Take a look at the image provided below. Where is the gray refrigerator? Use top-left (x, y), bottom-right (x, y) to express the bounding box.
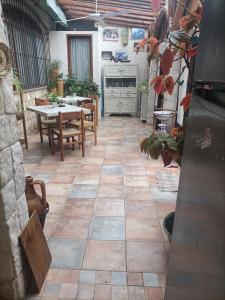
top-left (164, 1), bottom-right (225, 300)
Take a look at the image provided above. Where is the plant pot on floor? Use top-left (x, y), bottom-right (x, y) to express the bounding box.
top-left (163, 211), bottom-right (175, 242)
top-left (57, 79), bottom-right (64, 96)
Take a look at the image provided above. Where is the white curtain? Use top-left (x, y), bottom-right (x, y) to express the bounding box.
top-left (71, 37), bottom-right (90, 80)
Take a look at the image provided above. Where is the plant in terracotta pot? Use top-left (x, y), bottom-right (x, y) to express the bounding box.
top-left (50, 59), bottom-right (61, 79)
top-left (140, 127), bottom-right (185, 167)
top-left (56, 73), bottom-right (64, 96)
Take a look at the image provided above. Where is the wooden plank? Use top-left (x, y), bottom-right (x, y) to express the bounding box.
top-left (63, 9), bottom-right (154, 25)
top-left (19, 211), bottom-right (52, 292)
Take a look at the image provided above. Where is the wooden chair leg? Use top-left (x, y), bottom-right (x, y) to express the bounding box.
top-left (94, 127), bottom-right (97, 145)
top-left (38, 115), bottom-right (43, 143)
top-left (51, 130), bottom-right (55, 155)
top-left (60, 137), bottom-right (64, 161)
top-left (81, 134), bottom-right (85, 157)
top-left (72, 136), bottom-right (75, 151)
top-left (47, 125), bottom-right (51, 147)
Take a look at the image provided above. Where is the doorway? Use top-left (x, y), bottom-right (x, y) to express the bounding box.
top-left (68, 35), bottom-right (92, 80)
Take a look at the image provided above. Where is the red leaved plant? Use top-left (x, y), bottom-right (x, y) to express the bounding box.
top-left (180, 93), bottom-right (192, 111)
top-left (160, 48), bottom-right (174, 75)
top-left (151, 75), bottom-right (175, 95)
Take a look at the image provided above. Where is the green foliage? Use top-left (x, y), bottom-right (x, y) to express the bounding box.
top-left (50, 59), bottom-right (61, 70)
top-left (64, 76), bottom-right (100, 97)
top-left (48, 93), bottom-right (59, 102)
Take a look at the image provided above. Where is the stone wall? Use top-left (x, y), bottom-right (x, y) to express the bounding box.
top-left (15, 87), bottom-right (47, 137)
top-left (0, 2), bottom-right (29, 299)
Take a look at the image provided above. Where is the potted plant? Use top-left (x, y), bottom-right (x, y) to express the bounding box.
top-left (56, 73), bottom-right (64, 96)
top-left (48, 93), bottom-right (59, 107)
top-left (47, 82), bottom-right (57, 94)
top-left (140, 127), bottom-right (184, 167)
top-left (50, 59), bottom-right (61, 80)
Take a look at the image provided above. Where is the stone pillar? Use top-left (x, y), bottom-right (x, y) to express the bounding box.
top-left (0, 2), bottom-right (29, 299)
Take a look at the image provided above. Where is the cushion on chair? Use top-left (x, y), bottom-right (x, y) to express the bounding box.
top-left (53, 127), bottom-right (81, 137)
top-left (70, 120), bottom-right (94, 128)
top-left (41, 119), bottom-right (57, 125)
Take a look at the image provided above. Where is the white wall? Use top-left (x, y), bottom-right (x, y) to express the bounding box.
top-left (98, 26), bottom-right (148, 84)
top-left (49, 31), bottom-right (101, 85)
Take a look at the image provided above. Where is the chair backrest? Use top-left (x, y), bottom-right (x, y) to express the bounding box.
top-left (89, 95), bottom-right (98, 101)
top-left (77, 99), bottom-right (93, 107)
top-left (57, 111), bottom-right (84, 135)
top-left (82, 103), bottom-right (96, 123)
top-left (35, 98), bottom-right (49, 106)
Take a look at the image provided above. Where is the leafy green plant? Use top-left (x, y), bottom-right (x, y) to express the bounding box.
top-left (64, 76), bottom-right (100, 97)
top-left (50, 59), bottom-right (61, 70)
top-left (48, 93), bottom-right (59, 102)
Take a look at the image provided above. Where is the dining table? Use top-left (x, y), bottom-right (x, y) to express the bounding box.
top-left (59, 96), bottom-right (91, 105)
top-left (26, 104), bottom-right (90, 118)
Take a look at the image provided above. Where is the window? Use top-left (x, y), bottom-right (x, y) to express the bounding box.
top-left (3, 6), bottom-right (50, 90)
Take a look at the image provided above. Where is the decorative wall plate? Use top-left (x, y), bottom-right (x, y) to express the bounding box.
top-left (0, 43), bottom-right (11, 78)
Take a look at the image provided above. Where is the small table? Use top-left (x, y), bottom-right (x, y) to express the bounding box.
top-left (27, 104), bottom-right (90, 118)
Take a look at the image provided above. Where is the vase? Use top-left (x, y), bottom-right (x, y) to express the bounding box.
top-left (25, 176), bottom-right (49, 228)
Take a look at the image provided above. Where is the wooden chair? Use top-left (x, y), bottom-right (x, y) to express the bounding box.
top-left (89, 95), bottom-right (99, 125)
top-left (71, 103), bottom-right (97, 145)
top-left (51, 111), bottom-right (85, 161)
top-left (35, 98), bottom-right (56, 146)
top-left (77, 99), bottom-right (93, 122)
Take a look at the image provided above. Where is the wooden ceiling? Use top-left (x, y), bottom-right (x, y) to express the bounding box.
top-left (57, 0), bottom-right (166, 28)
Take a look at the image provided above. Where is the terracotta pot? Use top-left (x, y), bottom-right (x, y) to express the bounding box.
top-left (25, 176), bottom-right (49, 228)
top-left (57, 79), bottom-right (64, 96)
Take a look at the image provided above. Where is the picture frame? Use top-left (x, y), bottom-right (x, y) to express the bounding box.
top-left (115, 50), bottom-right (128, 61)
top-left (131, 28), bottom-right (145, 40)
top-left (102, 51), bottom-right (113, 60)
top-left (103, 28), bottom-right (119, 41)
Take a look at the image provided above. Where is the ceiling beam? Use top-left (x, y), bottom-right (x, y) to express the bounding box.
top-left (63, 9), bottom-right (154, 26)
top-left (58, 0), bottom-right (157, 17)
top-left (62, 6), bottom-right (155, 22)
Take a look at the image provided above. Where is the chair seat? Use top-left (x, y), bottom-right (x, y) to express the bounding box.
top-left (41, 119), bottom-right (56, 125)
top-left (53, 127), bottom-right (81, 137)
top-left (72, 120), bottom-right (94, 128)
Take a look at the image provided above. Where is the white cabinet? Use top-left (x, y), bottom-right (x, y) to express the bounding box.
top-left (104, 64), bottom-right (138, 116)
top-left (105, 98), bottom-right (120, 114)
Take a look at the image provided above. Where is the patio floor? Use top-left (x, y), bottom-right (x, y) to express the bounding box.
top-left (24, 116), bottom-right (179, 300)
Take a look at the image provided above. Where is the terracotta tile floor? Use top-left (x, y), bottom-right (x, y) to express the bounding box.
top-left (24, 117), bottom-right (179, 300)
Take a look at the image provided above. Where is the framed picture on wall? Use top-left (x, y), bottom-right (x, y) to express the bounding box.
top-left (131, 28), bottom-right (145, 40)
top-left (115, 50), bottom-right (128, 61)
top-left (102, 51), bottom-right (113, 60)
top-left (103, 28), bottom-right (119, 41)
top-left (133, 42), bottom-right (145, 52)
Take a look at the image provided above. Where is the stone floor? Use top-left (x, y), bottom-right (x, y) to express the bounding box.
top-left (24, 117), bottom-right (179, 300)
